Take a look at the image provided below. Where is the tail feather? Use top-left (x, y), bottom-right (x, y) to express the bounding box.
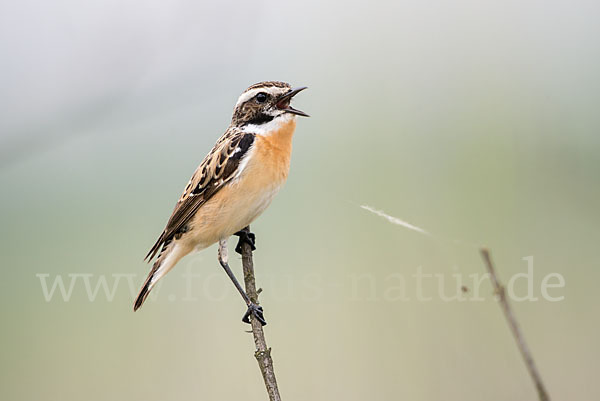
top-left (134, 242), bottom-right (187, 311)
top-left (145, 232), bottom-right (166, 262)
top-left (133, 273), bottom-right (154, 311)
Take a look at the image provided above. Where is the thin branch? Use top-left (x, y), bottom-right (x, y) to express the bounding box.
top-left (240, 226), bottom-right (282, 401)
top-left (480, 248), bottom-right (551, 401)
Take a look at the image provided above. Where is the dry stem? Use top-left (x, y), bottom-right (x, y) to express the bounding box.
top-left (480, 248), bottom-right (551, 401)
top-left (240, 226), bottom-right (282, 401)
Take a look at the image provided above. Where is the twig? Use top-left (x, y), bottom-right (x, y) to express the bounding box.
top-left (480, 248), bottom-right (551, 401)
top-left (240, 226), bottom-right (282, 401)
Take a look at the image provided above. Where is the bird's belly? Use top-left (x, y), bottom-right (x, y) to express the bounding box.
top-left (186, 126), bottom-right (293, 249)
top-left (187, 171), bottom-right (285, 248)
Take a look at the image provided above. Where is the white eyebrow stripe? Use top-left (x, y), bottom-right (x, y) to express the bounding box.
top-left (235, 86), bottom-right (289, 107)
top-left (235, 88), bottom-right (266, 107)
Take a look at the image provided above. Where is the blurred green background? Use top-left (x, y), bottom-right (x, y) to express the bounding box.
top-left (1, 0), bottom-right (599, 400)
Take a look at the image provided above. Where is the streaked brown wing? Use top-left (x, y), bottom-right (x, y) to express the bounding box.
top-left (145, 130), bottom-right (256, 261)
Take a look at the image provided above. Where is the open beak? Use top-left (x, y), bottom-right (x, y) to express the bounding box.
top-left (276, 86), bottom-right (309, 117)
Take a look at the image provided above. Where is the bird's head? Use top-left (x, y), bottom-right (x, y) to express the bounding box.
top-left (231, 81), bottom-right (308, 128)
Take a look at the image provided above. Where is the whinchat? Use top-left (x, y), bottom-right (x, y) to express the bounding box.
top-left (134, 81), bottom-right (308, 325)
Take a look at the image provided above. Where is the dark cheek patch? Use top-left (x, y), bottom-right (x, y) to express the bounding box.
top-left (245, 113), bottom-right (274, 125)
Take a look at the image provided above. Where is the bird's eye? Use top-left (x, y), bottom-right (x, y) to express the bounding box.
top-left (256, 93), bottom-right (268, 103)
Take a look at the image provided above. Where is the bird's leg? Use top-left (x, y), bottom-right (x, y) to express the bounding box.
top-left (234, 227), bottom-right (256, 255)
top-left (218, 239), bottom-right (266, 326)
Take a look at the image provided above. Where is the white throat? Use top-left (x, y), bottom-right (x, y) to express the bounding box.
top-left (242, 113), bottom-right (295, 136)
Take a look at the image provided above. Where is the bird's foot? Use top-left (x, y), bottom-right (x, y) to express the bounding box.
top-left (243, 302), bottom-right (267, 326)
top-left (234, 229), bottom-right (256, 254)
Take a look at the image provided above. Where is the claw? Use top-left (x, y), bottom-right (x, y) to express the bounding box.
top-left (234, 230), bottom-right (256, 254)
top-left (243, 303), bottom-right (267, 326)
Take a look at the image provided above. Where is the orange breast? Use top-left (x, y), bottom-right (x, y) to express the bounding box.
top-left (187, 118), bottom-right (297, 246)
top-left (251, 118), bottom-right (296, 185)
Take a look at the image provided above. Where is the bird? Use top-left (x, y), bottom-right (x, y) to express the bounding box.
top-left (133, 81), bottom-right (308, 325)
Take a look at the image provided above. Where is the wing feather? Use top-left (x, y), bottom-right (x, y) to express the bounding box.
top-left (145, 130), bottom-right (255, 261)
